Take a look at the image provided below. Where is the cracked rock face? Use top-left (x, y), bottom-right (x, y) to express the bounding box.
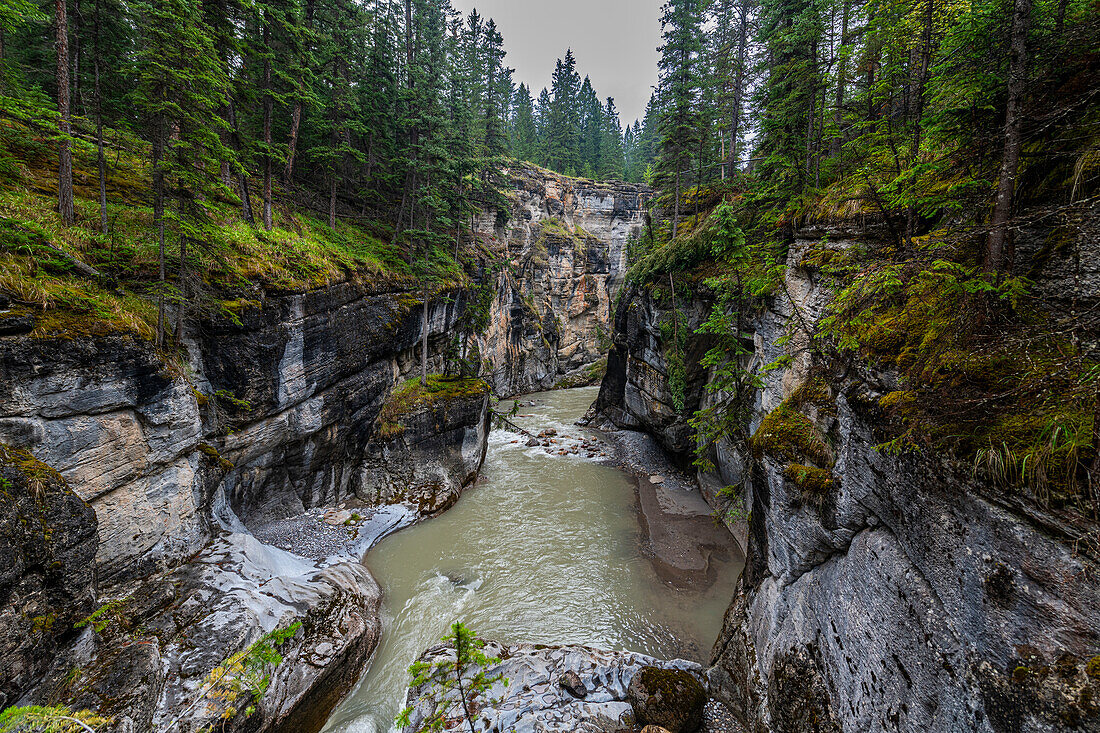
top-left (403, 642), bottom-right (703, 733)
top-left (0, 446), bottom-right (98, 710)
top-left (597, 226), bottom-right (1100, 732)
top-left (26, 531), bottom-right (381, 733)
top-left (476, 166), bottom-right (650, 396)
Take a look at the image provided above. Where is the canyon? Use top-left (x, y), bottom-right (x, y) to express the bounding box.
top-left (2, 167), bottom-right (1098, 733)
top-left (0, 167), bottom-right (648, 731)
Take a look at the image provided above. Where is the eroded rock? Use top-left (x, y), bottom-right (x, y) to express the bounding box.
top-left (403, 641), bottom-right (702, 733)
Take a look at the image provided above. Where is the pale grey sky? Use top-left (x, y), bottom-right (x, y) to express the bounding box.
top-left (449, 0), bottom-right (663, 126)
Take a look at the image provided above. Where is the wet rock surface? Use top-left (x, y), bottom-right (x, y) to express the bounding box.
top-left (0, 446), bottom-right (98, 710)
top-left (403, 642), bottom-right (704, 733)
top-left (627, 666), bottom-right (707, 733)
top-left (26, 531), bottom-right (383, 733)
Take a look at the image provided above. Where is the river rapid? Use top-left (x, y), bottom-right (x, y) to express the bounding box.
top-left (322, 386), bottom-right (742, 733)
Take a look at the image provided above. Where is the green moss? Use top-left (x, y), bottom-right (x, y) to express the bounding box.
top-left (635, 666), bottom-right (706, 702)
top-left (30, 612), bottom-right (58, 634)
top-left (377, 375), bottom-right (490, 434)
top-left (0, 444), bottom-right (64, 486)
top-left (0, 103), bottom-right (464, 345)
top-left (1087, 656), bottom-right (1100, 680)
top-left (751, 400), bottom-right (832, 467)
top-left (197, 443), bottom-right (234, 472)
top-left (784, 464), bottom-right (837, 503)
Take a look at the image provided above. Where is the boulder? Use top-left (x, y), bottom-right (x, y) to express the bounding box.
top-left (403, 641), bottom-right (701, 733)
top-left (627, 666), bottom-right (706, 733)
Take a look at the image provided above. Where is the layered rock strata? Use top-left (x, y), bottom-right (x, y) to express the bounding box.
top-left (477, 166), bottom-right (649, 395)
top-left (0, 167), bottom-right (642, 729)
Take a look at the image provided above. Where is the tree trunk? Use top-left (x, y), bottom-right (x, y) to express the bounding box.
top-left (905, 0), bottom-right (934, 243)
top-left (72, 0), bottom-right (81, 114)
top-left (984, 0), bottom-right (1032, 275)
top-left (262, 12), bottom-right (273, 231)
top-left (329, 169), bottom-right (337, 231)
top-left (153, 134), bottom-right (166, 347)
top-left (284, 0), bottom-right (316, 183)
top-left (56, 0), bottom-right (75, 225)
top-left (395, 0), bottom-right (417, 244)
top-left (227, 98), bottom-right (255, 224)
top-left (729, 0), bottom-right (750, 170)
top-left (829, 0), bottom-right (851, 158)
top-left (672, 166), bottom-right (680, 239)
top-left (93, 0), bottom-right (106, 233)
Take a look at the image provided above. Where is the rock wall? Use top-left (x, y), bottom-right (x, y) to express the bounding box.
top-left (0, 168), bottom-right (644, 728)
top-left (595, 225), bottom-right (1100, 732)
top-left (0, 283), bottom-right (490, 731)
top-left (476, 166), bottom-right (649, 395)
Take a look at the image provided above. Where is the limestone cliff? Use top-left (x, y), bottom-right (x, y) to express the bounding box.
top-left (0, 283), bottom-right (491, 731)
top-left (595, 223), bottom-right (1100, 731)
top-left (476, 165), bottom-right (649, 395)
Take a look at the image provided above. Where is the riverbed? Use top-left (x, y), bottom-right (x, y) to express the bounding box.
top-left (322, 386), bottom-right (742, 733)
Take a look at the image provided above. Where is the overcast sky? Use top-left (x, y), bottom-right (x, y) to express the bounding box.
top-left (449, 0), bottom-right (663, 126)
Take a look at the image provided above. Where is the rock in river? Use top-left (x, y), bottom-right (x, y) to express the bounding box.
top-left (403, 641), bottom-right (703, 733)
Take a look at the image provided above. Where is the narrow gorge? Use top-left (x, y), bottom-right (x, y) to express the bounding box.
top-left (0, 168), bottom-right (656, 731)
top-left (1, 1), bottom-right (1098, 731)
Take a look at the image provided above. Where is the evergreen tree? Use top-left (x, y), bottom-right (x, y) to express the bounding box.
top-left (547, 49), bottom-right (581, 174)
top-left (598, 97), bottom-right (625, 180)
top-left (654, 0), bottom-right (705, 237)
top-left (511, 83), bottom-right (537, 162)
top-left (534, 86), bottom-right (552, 166)
top-left (752, 0), bottom-right (824, 197)
top-left (133, 0), bottom-right (229, 345)
top-left (578, 75), bottom-right (602, 176)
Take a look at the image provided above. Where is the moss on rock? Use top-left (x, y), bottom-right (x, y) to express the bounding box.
top-left (626, 666), bottom-right (706, 733)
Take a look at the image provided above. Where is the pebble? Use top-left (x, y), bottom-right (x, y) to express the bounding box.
top-left (703, 699), bottom-right (744, 733)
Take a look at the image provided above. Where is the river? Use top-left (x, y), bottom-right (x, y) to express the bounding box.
top-left (322, 386), bottom-right (742, 733)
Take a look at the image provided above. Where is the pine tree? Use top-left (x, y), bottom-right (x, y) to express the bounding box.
top-left (598, 97), bottom-right (625, 180)
top-left (511, 83), bottom-right (537, 162)
top-left (654, 0), bottom-right (705, 237)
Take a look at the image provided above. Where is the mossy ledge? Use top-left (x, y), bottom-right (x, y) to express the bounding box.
top-left (376, 375), bottom-right (490, 438)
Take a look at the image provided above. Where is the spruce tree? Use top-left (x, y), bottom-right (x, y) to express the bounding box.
top-left (511, 83), bottom-right (538, 163)
top-left (599, 97), bottom-right (625, 180)
top-left (547, 49), bottom-right (581, 174)
top-left (654, 0), bottom-right (704, 237)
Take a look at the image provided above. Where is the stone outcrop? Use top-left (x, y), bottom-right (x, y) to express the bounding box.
top-left (595, 225), bottom-right (1100, 731)
top-left (357, 377), bottom-right (491, 517)
top-left (0, 283), bottom-right (490, 730)
top-left (0, 446), bottom-right (98, 710)
top-left (477, 166), bottom-right (649, 395)
top-left (403, 641), bottom-right (703, 733)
